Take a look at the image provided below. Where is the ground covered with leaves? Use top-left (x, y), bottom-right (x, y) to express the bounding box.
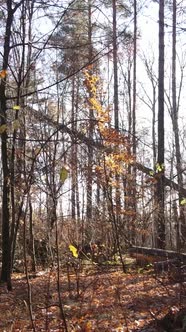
top-left (0, 265), bottom-right (185, 332)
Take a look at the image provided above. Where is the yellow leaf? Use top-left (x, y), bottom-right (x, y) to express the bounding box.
top-left (69, 245), bottom-right (78, 258)
top-left (84, 321), bottom-right (92, 332)
top-left (0, 69), bottom-right (7, 79)
top-left (181, 198), bottom-right (186, 206)
top-left (156, 163), bottom-right (164, 172)
top-left (13, 105), bottom-right (20, 110)
top-left (60, 166), bottom-right (68, 183)
top-left (0, 124), bottom-right (7, 134)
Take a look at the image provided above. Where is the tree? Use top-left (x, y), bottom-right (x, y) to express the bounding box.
top-left (131, 0), bottom-right (137, 243)
top-left (112, 0), bottom-right (119, 130)
top-left (171, 0), bottom-right (185, 250)
top-left (156, 0), bottom-right (165, 249)
top-left (51, 0), bottom-right (99, 223)
top-left (0, 0), bottom-right (17, 290)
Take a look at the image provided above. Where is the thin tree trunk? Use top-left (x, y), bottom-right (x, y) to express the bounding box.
top-left (10, 0), bottom-right (26, 270)
top-left (132, 0), bottom-right (137, 158)
top-left (29, 199), bottom-right (36, 272)
top-left (156, 0), bottom-right (165, 249)
top-left (131, 0), bottom-right (137, 244)
top-left (126, 61), bottom-right (133, 243)
top-left (75, 79), bottom-right (80, 219)
top-left (23, 199), bottom-right (36, 331)
top-left (112, 0), bottom-right (121, 232)
top-left (71, 77), bottom-right (76, 219)
top-left (10, 0), bottom-right (34, 271)
top-left (86, 0), bottom-right (93, 220)
top-left (112, 0), bottom-right (119, 130)
top-left (171, 0), bottom-right (185, 249)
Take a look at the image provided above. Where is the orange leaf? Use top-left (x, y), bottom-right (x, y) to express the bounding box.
top-left (0, 70), bottom-right (7, 78)
top-left (84, 321), bottom-right (92, 332)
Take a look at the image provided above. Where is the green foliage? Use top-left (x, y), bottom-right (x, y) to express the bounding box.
top-left (51, 0), bottom-right (91, 74)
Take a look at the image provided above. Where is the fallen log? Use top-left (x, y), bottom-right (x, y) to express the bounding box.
top-left (128, 246), bottom-right (186, 262)
top-left (154, 258), bottom-right (180, 273)
top-left (128, 246), bottom-right (186, 280)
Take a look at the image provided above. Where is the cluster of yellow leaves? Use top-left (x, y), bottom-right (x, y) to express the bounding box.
top-left (84, 70), bottom-right (133, 181)
top-left (104, 153), bottom-right (129, 174)
top-left (149, 163), bottom-right (165, 176)
top-left (83, 70), bottom-right (99, 97)
top-left (156, 162), bottom-right (164, 172)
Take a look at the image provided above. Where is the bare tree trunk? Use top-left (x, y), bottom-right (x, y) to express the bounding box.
top-left (75, 80), bottom-right (80, 219)
top-left (112, 0), bottom-right (119, 130)
top-left (142, 57), bottom-right (158, 245)
top-left (112, 0), bottom-right (121, 232)
top-left (132, 0), bottom-right (137, 158)
top-left (29, 199), bottom-right (36, 272)
top-left (10, 0), bottom-right (26, 271)
top-left (131, 0), bottom-right (137, 244)
top-left (0, 0), bottom-right (14, 290)
top-left (71, 77), bottom-right (76, 219)
top-left (156, 0), bottom-right (165, 249)
top-left (126, 60), bottom-right (133, 243)
top-left (171, 0), bottom-right (185, 249)
top-left (10, 0), bottom-right (35, 271)
top-left (86, 0), bottom-right (93, 220)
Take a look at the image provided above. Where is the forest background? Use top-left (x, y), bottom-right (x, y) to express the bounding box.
top-left (0, 0), bottom-right (186, 293)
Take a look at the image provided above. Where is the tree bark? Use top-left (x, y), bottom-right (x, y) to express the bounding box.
top-left (156, 0), bottom-right (165, 249)
top-left (71, 77), bottom-right (76, 219)
top-left (29, 199), bottom-right (36, 272)
top-left (171, 0), bottom-right (185, 248)
top-left (0, 0), bottom-right (14, 290)
top-left (112, 0), bottom-right (119, 130)
top-left (86, 0), bottom-right (93, 220)
top-left (131, 0), bottom-right (137, 243)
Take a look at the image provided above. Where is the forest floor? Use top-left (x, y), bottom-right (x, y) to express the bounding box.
top-left (0, 264), bottom-right (186, 332)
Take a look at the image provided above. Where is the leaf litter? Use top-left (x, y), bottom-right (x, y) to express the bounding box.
top-left (0, 268), bottom-right (185, 331)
